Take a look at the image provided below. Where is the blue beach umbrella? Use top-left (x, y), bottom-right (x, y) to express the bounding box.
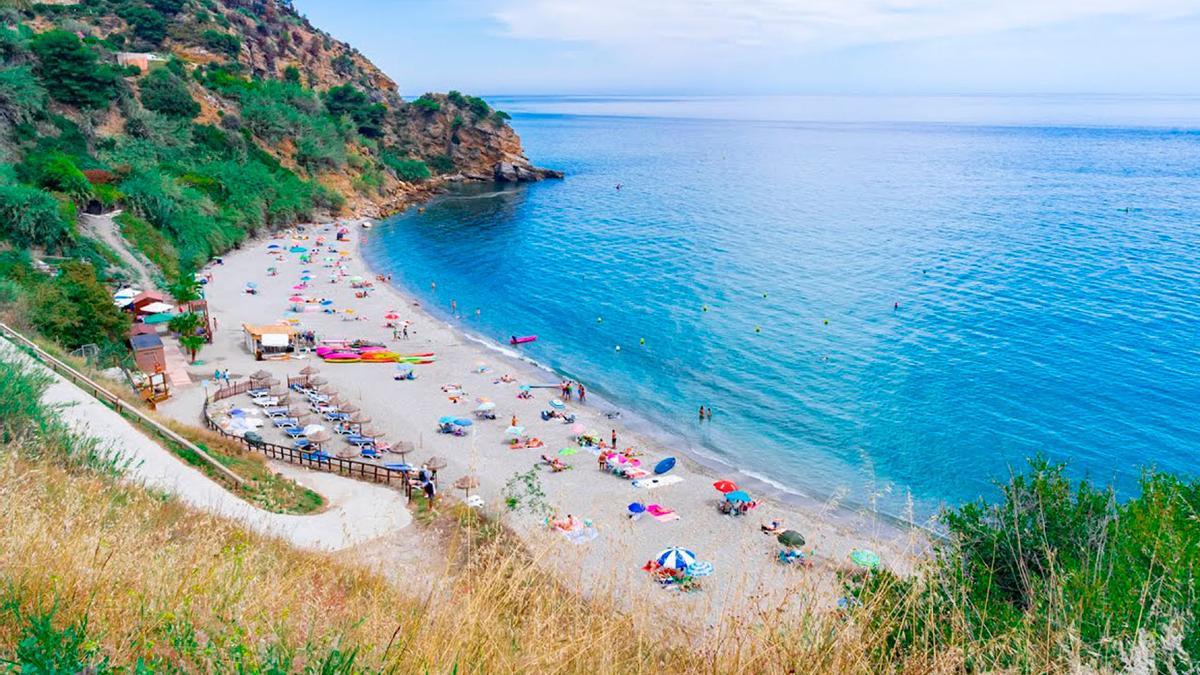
top-left (655, 547), bottom-right (697, 570)
top-left (320, 299), bottom-right (334, 306)
top-left (245, 281), bottom-right (258, 289)
top-left (628, 502), bottom-right (646, 515)
top-left (686, 561), bottom-right (714, 577)
top-left (290, 246), bottom-right (307, 253)
top-left (453, 418), bottom-right (473, 427)
top-left (267, 244), bottom-right (281, 249)
top-left (724, 490), bottom-right (752, 503)
top-left (549, 398), bottom-right (565, 410)
top-left (438, 416), bottom-right (457, 425)
top-left (519, 385), bottom-right (531, 392)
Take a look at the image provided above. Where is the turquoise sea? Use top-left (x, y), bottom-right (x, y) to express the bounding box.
top-left (363, 95), bottom-right (1200, 523)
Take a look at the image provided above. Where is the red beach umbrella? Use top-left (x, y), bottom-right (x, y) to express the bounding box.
top-left (713, 480), bottom-right (738, 493)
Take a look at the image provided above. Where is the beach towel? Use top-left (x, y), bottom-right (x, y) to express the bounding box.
top-left (632, 475), bottom-right (683, 490)
top-left (647, 504), bottom-right (679, 523)
top-left (562, 526), bottom-right (599, 545)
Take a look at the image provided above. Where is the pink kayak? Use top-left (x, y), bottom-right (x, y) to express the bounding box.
top-left (510, 335), bottom-right (537, 345)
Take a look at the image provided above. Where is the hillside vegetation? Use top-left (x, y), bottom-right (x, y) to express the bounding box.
top-left (0, 0), bottom-right (554, 361)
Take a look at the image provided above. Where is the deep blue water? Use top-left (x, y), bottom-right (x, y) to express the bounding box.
top-left (364, 95), bottom-right (1200, 522)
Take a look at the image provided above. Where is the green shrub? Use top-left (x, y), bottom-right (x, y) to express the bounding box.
top-left (31, 261), bottom-right (130, 350)
top-left (0, 66), bottom-right (48, 126)
top-left (139, 68), bottom-right (199, 118)
top-left (202, 29), bottom-right (240, 57)
top-left (411, 93), bottom-right (440, 113)
top-left (428, 154), bottom-right (454, 174)
top-left (30, 30), bottom-right (122, 109)
top-left (0, 183), bottom-right (71, 250)
top-left (323, 84), bottom-right (384, 138)
top-left (23, 152), bottom-right (93, 203)
top-left (118, 6), bottom-right (168, 45)
top-left (282, 65), bottom-right (301, 84)
top-left (380, 152), bottom-right (429, 182)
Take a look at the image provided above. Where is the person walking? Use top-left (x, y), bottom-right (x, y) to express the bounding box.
top-left (578, 383), bottom-right (587, 403)
top-left (611, 429), bottom-right (618, 450)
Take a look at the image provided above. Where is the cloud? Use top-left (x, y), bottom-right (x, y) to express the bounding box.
top-left (491, 0), bottom-right (1199, 53)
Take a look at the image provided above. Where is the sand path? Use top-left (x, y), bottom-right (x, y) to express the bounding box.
top-left (1, 339), bottom-right (413, 552)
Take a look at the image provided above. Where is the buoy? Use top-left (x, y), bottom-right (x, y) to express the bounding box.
top-left (597, 316), bottom-right (603, 323)
top-left (755, 326), bottom-right (761, 333)
top-left (615, 345), bottom-right (622, 351)
top-left (823, 319), bottom-right (829, 325)
top-left (763, 293), bottom-right (768, 298)
top-left (702, 305), bottom-right (708, 312)
top-left (639, 338), bottom-right (645, 345)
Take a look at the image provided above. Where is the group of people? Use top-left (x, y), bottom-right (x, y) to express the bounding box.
top-left (559, 380), bottom-right (587, 402)
top-left (698, 406), bottom-right (714, 421)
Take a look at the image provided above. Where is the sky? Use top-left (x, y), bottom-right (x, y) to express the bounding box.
top-left (292, 0), bottom-right (1200, 97)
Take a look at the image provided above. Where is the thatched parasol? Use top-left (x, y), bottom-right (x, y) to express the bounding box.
top-left (339, 402), bottom-right (361, 414)
top-left (308, 376), bottom-right (327, 387)
top-left (425, 456), bottom-right (447, 471)
top-left (454, 474), bottom-right (480, 499)
top-left (349, 411), bottom-right (371, 426)
top-left (250, 369), bottom-right (272, 381)
top-left (360, 426), bottom-right (382, 439)
top-left (269, 385), bottom-right (288, 396)
top-left (307, 429), bottom-right (333, 446)
top-left (299, 365), bottom-right (320, 376)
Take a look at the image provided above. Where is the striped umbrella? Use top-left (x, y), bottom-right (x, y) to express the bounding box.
top-left (655, 547), bottom-right (697, 571)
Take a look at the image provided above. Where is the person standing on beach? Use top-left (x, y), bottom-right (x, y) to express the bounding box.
top-left (611, 429), bottom-right (618, 450)
top-left (578, 383), bottom-right (586, 403)
top-left (511, 414), bottom-right (518, 428)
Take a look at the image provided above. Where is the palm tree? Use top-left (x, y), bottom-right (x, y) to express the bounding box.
top-left (168, 270), bottom-right (202, 305)
top-left (169, 312), bottom-right (204, 362)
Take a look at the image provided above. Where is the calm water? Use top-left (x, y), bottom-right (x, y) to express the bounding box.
top-left (364, 95), bottom-right (1200, 522)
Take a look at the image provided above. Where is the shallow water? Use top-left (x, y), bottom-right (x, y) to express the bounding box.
top-left (363, 95), bottom-right (1200, 522)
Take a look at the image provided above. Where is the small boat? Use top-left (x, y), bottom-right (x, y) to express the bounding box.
top-left (654, 457), bottom-right (676, 475)
top-left (510, 335), bottom-right (537, 345)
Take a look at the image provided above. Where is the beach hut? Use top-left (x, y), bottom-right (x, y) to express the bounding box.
top-left (129, 333), bottom-right (165, 374)
top-left (130, 290), bottom-right (170, 315)
top-left (242, 323), bottom-right (297, 360)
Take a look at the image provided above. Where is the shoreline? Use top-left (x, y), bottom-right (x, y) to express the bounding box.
top-left (360, 200), bottom-right (941, 540)
top-left (183, 216), bottom-right (922, 617)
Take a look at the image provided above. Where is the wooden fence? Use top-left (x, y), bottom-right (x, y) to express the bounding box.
top-left (205, 382), bottom-right (412, 497)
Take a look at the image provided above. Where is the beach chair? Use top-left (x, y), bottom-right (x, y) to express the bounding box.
top-left (360, 447), bottom-right (380, 459)
top-left (248, 388), bottom-right (270, 397)
top-left (253, 396), bottom-right (280, 407)
top-left (272, 417), bottom-right (299, 428)
top-left (284, 427), bottom-right (305, 439)
top-left (263, 406), bottom-right (289, 418)
top-left (346, 435), bottom-right (373, 446)
top-left (293, 438), bottom-right (311, 450)
top-left (324, 411), bottom-right (349, 422)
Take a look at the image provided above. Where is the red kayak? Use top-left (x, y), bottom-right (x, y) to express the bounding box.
top-left (510, 335), bottom-right (537, 345)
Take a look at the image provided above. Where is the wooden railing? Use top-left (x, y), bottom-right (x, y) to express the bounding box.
top-left (0, 321), bottom-right (246, 487)
top-left (205, 382), bottom-right (412, 497)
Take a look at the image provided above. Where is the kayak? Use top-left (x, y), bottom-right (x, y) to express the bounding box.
top-left (360, 351), bottom-right (400, 363)
top-left (510, 335), bottom-right (537, 345)
top-left (654, 457), bottom-right (676, 475)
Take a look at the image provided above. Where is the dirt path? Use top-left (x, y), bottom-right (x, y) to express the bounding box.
top-left (79, 210), bottom-right (156, 290)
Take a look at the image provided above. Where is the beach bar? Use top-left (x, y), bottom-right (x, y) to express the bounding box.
top-left (242, 323), bottom-right (297, 360)
top-left (130, 332), bottom-right (166, 373)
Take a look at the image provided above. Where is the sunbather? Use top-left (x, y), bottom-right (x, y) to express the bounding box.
top-left (541, 454), bottom-right (568, 472)
top-left (761, 518), bottom-right (785, 534)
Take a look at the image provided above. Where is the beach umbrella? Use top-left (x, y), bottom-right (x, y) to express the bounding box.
top-left (724, 490), bottom-right (752, 503)
top-left (777, 530), bottom-right (806, 548)
top-left (308, 376), bottom-right (327, 386)
top-left (308, 429), bottom-right (333, 446)
top-left (290, 246), bottom-right (307, 253)
top-left (453, 474), bottom-right (480, 498)
top-left (302, 423), bottom-right (326, 436)
top-left (475, 401), bottom-right (496, 412)
top-left (518, 385), bottom-right (531, 392)
top-left (288, 295), bottom-right (305, 302)
top-left (360, 426), bottom-right (382, 439)
top-left (438, 415), bottom-right (457, 425)
top-left (628, 502), bottom-right (646, 516)
top-left (686, 561), bottom-right (714, 577)
top-left (292, 284), bottom-right (306, 290)
top-left (267, 244), bottom-right (281, 249)
top-left (453, 418), bottom-right (473, 427)
top-left (549, 399), bottom-right (566, 410)
top-left (425, 456), bottom-right (447, 471)
top-left (299, 365), bottom-right (319, 376)
top-left (558, 447), bottom-right (578, 456)
top-left (339, 402), bottom-right (360, 414)
top-left (712, 480), bottom-right (738, 493)
top-left (394, 441), bottom-right (415, 458)
top-left (505, 426), bottom-right (526, 437)
top-left (320, 299), bottom-right (334, 306)
top-left (384, 312), bottom-right (399, 320)
top-left (250, 370), bottom-right (272, 381)
top-left (246, 281), bottom-right (258, 289)
top-left (655, 547), bottom-right (697, 571)
top-left (850, 549), bottom-right (881, 570)
top-left (350, 411), bottom-right (371, 424)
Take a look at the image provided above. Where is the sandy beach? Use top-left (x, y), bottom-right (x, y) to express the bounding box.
top-left (160, 219), bottom-right (919, 619)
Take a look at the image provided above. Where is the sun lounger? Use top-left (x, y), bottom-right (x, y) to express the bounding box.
top-left (284, 427), bottom-right (305, 438)
top-left (272, 417), bottom-right (299, 428)
top-left (252, 396), bottom-right (280, 407)
top-left (324, 412), bottom-right (349, 421)
top-left (346, 435), bottom-right (373, 446)
top-left (293, 438), bottom-right (311, 449)
top-left (360, 447), bottom-right (380, 459)
top-left (263, 406), bottom-right (289, 417)
top-left (248, 388), bottom-right (270, 397)
top-left (632, 475), bottom-right (683, 490)
top-left (302, 450), bottom-right (331, 462)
